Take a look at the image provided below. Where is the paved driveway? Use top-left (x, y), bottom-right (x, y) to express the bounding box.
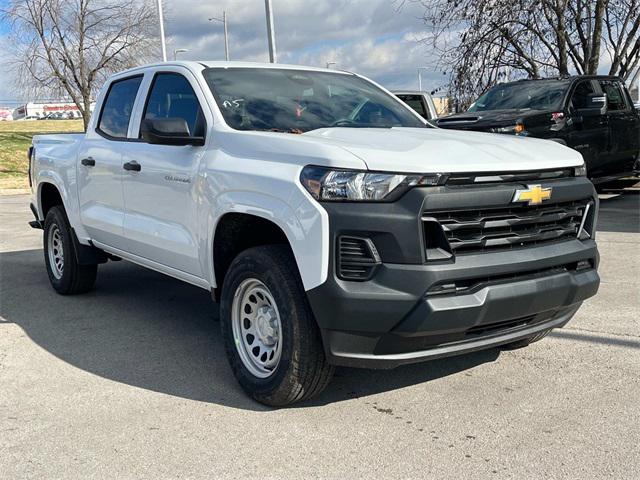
top-left (1, 191), bottom-right (639, 479)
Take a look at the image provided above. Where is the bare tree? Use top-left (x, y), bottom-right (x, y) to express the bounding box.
top-left (2, 0), bottom-right (158, 130)
top-left (407, 0), bottom-right (640, 107)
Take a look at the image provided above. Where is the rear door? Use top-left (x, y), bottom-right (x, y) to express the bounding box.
top-left (121, 69), bottom-right (209, 277)
top-left (598, 79), bottom-right (639, 174)
top-left (77, 75), bottom-right (143, 249)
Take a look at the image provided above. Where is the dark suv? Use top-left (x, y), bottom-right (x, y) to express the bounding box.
top-left (437, 76), bottom-right (640, 183)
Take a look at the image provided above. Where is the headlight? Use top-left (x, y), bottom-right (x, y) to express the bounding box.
top-left (574, 163), bottom-right (587, 177)
top-left (300, 166), bottom-right (446, 202)
top-left (491, 122), bottom-right (526, 135)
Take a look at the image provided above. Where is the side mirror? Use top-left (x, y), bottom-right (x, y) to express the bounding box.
top-left (575, 93), bottom-right (608, 117)
top-left (140, 118), bottom-right (204, 146)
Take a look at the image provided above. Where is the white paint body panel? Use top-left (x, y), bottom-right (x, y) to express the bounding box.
top-left (30, 61), bottom-right (584, 293)
top-left (303, 127), bottom-right (585, 173)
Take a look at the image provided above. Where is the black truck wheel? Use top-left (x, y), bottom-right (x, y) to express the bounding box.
top-left (43, 206), bottom-right (98, 294)
top-left (220, 245), bottom-right (334, 406)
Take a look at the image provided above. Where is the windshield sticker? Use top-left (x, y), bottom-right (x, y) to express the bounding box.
top-left (222, 99), bottom-right (244, 108)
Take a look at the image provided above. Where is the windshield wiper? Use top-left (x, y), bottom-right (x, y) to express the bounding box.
top-left (254, 128), bottom-right (304, 134)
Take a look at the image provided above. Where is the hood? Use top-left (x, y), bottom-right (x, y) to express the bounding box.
top-left (437, 109), bottom-right (551, 129)
top-left (302, 127), bottom-right (583, 173)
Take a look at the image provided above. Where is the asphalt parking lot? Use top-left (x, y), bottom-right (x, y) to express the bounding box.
top-left (1, 188), bottom-right (639, 479)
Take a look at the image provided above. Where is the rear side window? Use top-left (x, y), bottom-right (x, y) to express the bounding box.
top-left (97, 76), bottom-right (143, 138)
top-left (570, 81), bottom-right (596, 109)
top-left (398, 95), bottom-right (428, 119)
top-left (141, 73), bottom-right (205, 137)
top-left (599, 80), bottom-right (628, 111)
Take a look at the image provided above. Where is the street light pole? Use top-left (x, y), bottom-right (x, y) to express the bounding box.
top-left (223, 11), bottom-right (229, 61)
top-left (326, 61), bottom-right (337, 69)
top-left (265, 0), bottom-right (277, 63)
top-left (418, 67), bottom-right (429, 92)
top-left (209, 12), bottom-right (230, 61)
top-left (173, 49), bottom-right (188, 60)
top-left (156, 0), bottom-right (167, 62)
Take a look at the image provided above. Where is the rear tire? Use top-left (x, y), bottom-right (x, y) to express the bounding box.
top-left (500, 329), bottom-right (551, 350)
top-left (220, 245), bottom-right (334, 406)
top-left (43, 206), bottom-right (97, 295)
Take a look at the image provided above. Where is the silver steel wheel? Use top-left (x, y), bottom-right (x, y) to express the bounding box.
top-left (231, 278), bottom-right (283, 378)
top-left (47, 224), bottom-right (64, 279)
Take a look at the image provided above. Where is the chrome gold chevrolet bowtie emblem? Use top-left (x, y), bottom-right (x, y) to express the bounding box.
top-left (512, 184), bottom-right (552, 206)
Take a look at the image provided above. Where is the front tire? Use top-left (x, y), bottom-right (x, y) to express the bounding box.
top-left (43, 206), bottom-right (97, 295)
top-left (220, 245), bottom-right (334, 406)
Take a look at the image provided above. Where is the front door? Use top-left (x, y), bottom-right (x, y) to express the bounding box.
top-left (77, 75), bottom-right (143, 250)
top-left (566, 79), bottom-right (609, 176)
top-left (122, 71), bottom-right (208, 277)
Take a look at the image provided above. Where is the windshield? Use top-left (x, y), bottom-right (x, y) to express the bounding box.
top-left (468, 79), bottom-right (571, 112)
top-left (202, 67), bottom-right (426, 132)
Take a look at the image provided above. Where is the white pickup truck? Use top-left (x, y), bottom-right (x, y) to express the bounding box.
top-left (393, 90), bottom-right (439, 120)
top-left (29, 61), bottom-right (600, 406)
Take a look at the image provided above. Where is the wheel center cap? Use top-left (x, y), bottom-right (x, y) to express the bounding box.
top-left (256, 306), bottom-right (278, 345)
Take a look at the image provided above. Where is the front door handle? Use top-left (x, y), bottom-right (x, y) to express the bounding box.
top-left (81, 157), bottom-right (95, 167)
top-left (123, 161), bottom-right (141, 172)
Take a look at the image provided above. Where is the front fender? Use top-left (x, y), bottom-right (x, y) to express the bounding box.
top-left (207, 189), bottom-right (329, 291)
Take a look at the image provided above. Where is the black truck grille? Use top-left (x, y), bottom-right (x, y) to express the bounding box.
top-left (425, 200), bottom-right (590, 255)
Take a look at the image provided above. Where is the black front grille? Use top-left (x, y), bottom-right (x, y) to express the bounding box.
top-left (337, 236), bottom-right (380, 281)
top-left (425, 200), bottom-right (590, 254)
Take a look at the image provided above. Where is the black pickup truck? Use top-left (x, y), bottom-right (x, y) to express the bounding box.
top-left (437, 76), bottom-right (640, 183)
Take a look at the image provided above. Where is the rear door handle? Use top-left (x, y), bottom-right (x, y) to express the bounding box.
top-left (123, 161), bottom-right (141, 172)
top-left (81, 157), bottom-right (95, 167)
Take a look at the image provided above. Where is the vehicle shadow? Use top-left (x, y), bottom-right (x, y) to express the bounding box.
top-left (0, 249), bottom-right (499, 410)
top-left (597, 183), bottom-right (640, 234)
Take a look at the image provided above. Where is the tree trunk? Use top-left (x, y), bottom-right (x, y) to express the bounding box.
top-left (555, 0), bottom-right (570, 75)
top-left (82, 94), bottom-right (91, 132)
top-left (588, 0), bottom-right (606, 74)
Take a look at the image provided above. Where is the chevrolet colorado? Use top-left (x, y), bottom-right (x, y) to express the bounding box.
top-left (29, 62), bottom-right (600, 406)
top-left (436, 76), bottom-right (640, 183)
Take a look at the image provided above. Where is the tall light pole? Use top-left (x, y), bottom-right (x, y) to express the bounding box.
top-left (264, 0), bottom-right (277, 63)
top-left (326, 61), bottom-right (337, 69)
top-left (156, 0), bottom-right (167, 62)
top-left (173, 49), bottom-right (188, 60)
top-left (209, 11), bottom-right (230, 61)
top-left (418, 67), bottom-right (429, 92)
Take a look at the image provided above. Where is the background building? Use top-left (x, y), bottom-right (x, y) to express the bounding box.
top-left (0, 101), bottom-right (95, 120)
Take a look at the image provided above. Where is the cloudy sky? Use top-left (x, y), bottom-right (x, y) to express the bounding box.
top-left (0, 0), bottom-right (447, 104)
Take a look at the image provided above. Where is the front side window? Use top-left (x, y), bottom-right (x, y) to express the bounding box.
top-left (98, 76), bottom-right (143, 138)
top-left (570, 81), bottom-right (596, 110)
top-left (469, 79), bottom-right (571, 112)
top-left (202, 68), bottom-right (426, 132)
top-left (142, 73), bottom-right (205, 137)
top-left (599, 80), bottom-right (628, 111)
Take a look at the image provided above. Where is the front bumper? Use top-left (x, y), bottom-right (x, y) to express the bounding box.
top-left (315, 260), bottom-right (597, 368)
top-left (306, 177), bottom-right (600, 368)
